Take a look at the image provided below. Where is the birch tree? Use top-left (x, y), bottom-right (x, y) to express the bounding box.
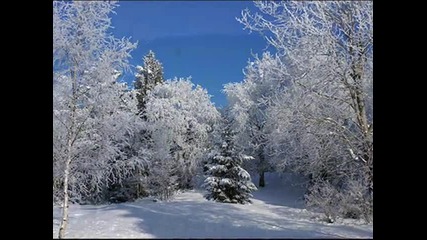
top-left (53, 1), bottom-right (138, 237)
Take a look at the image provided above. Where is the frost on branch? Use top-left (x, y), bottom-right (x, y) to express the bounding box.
top-left (143, 78), bottom-right (221, 197)
top-left (234, 0), bottom-right (373, 221)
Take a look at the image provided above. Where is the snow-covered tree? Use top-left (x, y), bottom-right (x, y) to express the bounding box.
top-left (224, 52), bottom-right (289, 187)
top-left (203, 118), bottom-right (257, 204)
top-left (130, 50), bottom-right (165, 198)
top-left (143, 78), bottom-right (221, 198)
top-left (134, 50), bottom-right (164, 114)
top-left (237, 1), bottom-right (373, 221)
top-left (53, 1), bottom-right (139, 238)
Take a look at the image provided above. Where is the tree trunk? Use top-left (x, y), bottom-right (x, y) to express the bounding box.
top-left (136, 169), bottom-right (142, 199)
top-left (259, 171), bottom-right (265, 187)
top-left (59, 70), bottom-right (77, 239)
top-left (258, 150), bottom-right (266, 188)
top-left (351, 52), bottom-right (373, 196)
top-left (58, 141), bottom-right (72, 239)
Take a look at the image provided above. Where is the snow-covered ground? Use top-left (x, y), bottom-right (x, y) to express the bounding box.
top-left (53, 173), bottom-right (373, 238)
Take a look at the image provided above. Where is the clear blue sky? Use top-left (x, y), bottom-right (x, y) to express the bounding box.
top-left (110, 1), bottom-right (272, 107)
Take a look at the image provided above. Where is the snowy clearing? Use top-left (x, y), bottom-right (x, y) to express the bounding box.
top-left (53, 173), bottom-right (372, 238)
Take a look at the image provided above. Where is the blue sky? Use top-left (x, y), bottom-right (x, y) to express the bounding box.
top-left (110, 1), bottom-right (272, 107)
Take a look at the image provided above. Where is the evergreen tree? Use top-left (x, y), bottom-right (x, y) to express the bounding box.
top-left (203, 119), bottom-right (257, 204)
top-left (131, 50), bottom-right (165, 198)
top-left (134, 50), bottom-right (164, 114)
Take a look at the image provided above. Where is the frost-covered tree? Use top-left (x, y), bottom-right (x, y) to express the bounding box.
top-left (224, 52), bottom-right (289, 187)
top-left (237, 1), bottom-right (373, 221)
top-left (146, 132), bottom-right (179, 201)
top-left (130, 50), bottom-right (165, 198)
top-left (134, 50), bottom-right (164, 114)
top-left (143, 78), bottom-right (220, 198)
top-left (203, 118), bottom-right (257, 204)
top-left (53, 1), bottom-right (139, 238)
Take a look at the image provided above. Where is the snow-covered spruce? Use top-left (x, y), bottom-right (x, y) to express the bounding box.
top-left (134, 50), bottom-right (164, 114)
top-left (203, 123), bottom-right (257, 204)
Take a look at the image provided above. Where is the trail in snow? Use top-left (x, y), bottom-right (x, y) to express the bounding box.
top-left (53, 173), bottom-right (373, 238)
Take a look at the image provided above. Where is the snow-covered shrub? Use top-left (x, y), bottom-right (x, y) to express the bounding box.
top-left (146, 157), bottom-right (179, 201)
top-left (306, 178), bottom-right (373, 223)
top-left (305, 181), bottom-right (340, 223)
top-left (338, 179), bottom-right (373, 223)
top-left (107, 178), bottom-right (149, 203)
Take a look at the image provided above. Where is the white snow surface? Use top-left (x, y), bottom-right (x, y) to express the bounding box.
top-left (53, 173), bottom-right (373, 238)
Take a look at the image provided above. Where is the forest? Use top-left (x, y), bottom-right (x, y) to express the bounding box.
top-left (53, 1), bottom-right (372, 238)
